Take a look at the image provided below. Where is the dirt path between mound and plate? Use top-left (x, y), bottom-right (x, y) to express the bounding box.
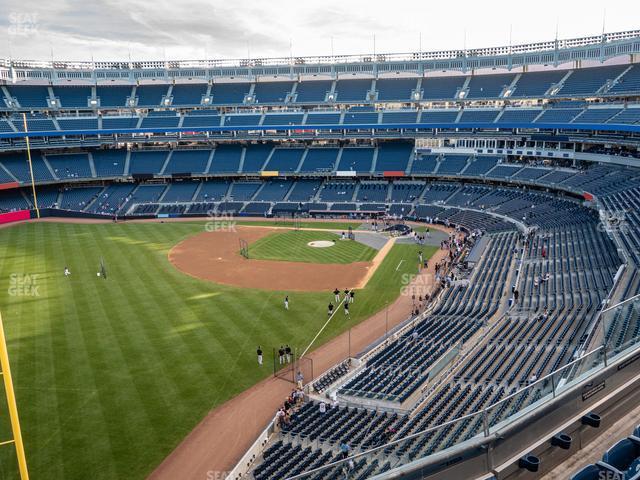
top-left (167, 226), bottom-right (393, 292)
top-left (148, 227), bottom-right (452, 480)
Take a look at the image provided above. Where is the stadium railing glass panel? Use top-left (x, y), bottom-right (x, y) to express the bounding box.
top-left (283, 296), bottom-right (640, 479)
top-left (604, 294), bottom-right (640, 361)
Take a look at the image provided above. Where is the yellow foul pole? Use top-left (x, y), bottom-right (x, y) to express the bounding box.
top-left (0, 312), bottom-right (29, 480)
top-left (22, 113), bottom-right (40, 219)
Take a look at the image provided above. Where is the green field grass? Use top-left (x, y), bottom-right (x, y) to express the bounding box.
top-left (0, 222), bottom-right (435, 480)
top-left (248, 230), bottom-right (377, 264)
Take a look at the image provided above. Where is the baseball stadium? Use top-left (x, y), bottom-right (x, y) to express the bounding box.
top-left (0, 4), bottom-right (640, 480)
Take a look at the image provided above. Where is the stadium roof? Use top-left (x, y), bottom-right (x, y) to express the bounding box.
top-left (1, 30), bottom-right (640, 81)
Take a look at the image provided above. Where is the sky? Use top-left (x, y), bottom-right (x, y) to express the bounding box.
top-left (0, 0), bottom-right (639, 62)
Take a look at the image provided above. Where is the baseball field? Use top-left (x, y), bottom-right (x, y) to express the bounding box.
top-left (0, 219), bottom-right (438, 480)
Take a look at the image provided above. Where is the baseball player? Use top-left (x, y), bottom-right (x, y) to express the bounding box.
top-left (257, 346), bottom-right (263, 365)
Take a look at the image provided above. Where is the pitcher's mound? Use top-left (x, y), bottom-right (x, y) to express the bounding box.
top-left (307, 240), bottom-right (335, 248)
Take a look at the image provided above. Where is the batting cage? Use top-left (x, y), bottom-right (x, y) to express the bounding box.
top-left (273, 347), bottom-right (314, 386)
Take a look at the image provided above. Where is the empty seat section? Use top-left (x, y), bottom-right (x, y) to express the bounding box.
top-left (422, 76), bottom-right (465, 100)
top-left (140, 114), bottom-right (180, 128)
top-left (195, 180), bottom-right (230, 201)
top-left (209, 145), bottom-right (242, 173)
top-left (343, 111), bottom-right (379, 124)
top-left (466, 74), bottom-right (515, 99)
top-left (254, 180), bottom-right (292, 201)
top-left (0, 153), bottom-right (53, 182)
top-left (229, 182), bottom-right (261, 200)
top-left (129, 151), bottom-right (167, 175)
top-left (170, 83), bottom-right (207, 106)
top-left (464, 156), bottom-right (501, 175)
top-left (511, 70), bottom-right (566, 97)
top-left (498, 109), bottom-right (542, 123)
top-left (535, 108), bottom-right (582, 123)
top-left (298, 148), bottom-right (338, 173)
top-left (305, 113), bottom-right (341, 125)
top-left (382, 111), bottom-right (418, 123)
top-left (411, 154), bottom-right (438, 174)
top-left (262, 113), bottom-right (304, 126)
top-left (223, 114), bottom-right (261, 127)
top-left (47, 154), bottom-right (92, 179)
top-left (211, 83), bottom-right (250, 104)
top-left (164, 150), bottom-right (209, 174)
top-left (59, 187), bottom-right (102, 211)
top-left (287, 180), bottom-right (322, 201)
top-left (57, 117), bottom-right (99, 130)
top-left (438, 155), bottom-right (469, 175)
top-left (608, 108), bottom-right (640, 124)
top-left (102, 116), bottom-right (139, 129)
top-left (319, 181), bottom-right (356, 201)
top-left (92, 150), bottom-right (126, 177)
top-left (161, 182), bottom-right (199, 202)
top-left (294, 80), bottom-right (331, 103)
top-left (52, 86), bottom-right (92, 108)
top-left (335, 79), bottom-right (372, 102)
top-left (376, 78), bottom-right (418, 101)
top-left (420, 110), bottom-right (459, 123)
top-left (357, 183), bottom-right (388, 201)
top-left (136, 85), bottom-right (168, 107)
top-left (96, 85), bottom-right (132, 107)
top-left (253, 82), bottom-right (293, 104)
top-left (6, 85), bottom-right (50, 108)
top-left (608, 64), bottom-right (640, 95)
top-left (182, 110), bottom-right (221, 128)
top-left (264, 149), bottom-right (304, 172)
top-left (337, 148), bottom-right (374, 172)
top-left (241, 145), bottom-right (272, 173)
top-left (458, 110), bottom-right (498, 123)
top-left (375, 142), bottom-right (413, 172)
top-left (574, 108), bottom-right (622, 123)
top-left (558, 65), bottom-right (627, 96)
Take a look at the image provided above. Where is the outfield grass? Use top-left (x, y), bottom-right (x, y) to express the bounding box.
top-left (248, 230), bottom-right (377, 264)
top-left (0, 222), bottom-right (435, 480)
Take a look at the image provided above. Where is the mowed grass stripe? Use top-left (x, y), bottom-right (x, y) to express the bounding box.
top-left (249, 230), bottom-right (377, 264)
top-left (0, 223), bottom-right (438, 480)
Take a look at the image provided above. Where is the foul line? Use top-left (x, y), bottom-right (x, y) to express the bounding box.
top-left (395, 259), bottom-right (405, 271)
top-left (300, 298), bottom-right (345, 359)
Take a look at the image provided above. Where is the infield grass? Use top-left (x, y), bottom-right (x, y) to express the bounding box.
top-left (247, 230), bottom-right (377, 264)
top-left (0, 222), bottom-right (436, 480)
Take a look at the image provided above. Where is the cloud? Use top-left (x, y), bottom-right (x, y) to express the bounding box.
top-left (0, 0), bottom-right (639, 61)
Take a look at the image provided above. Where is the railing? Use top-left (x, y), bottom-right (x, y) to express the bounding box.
top-left (1, 31), bottom-right (639, 71)
top-left (282, 294), bottom-right (640, 479)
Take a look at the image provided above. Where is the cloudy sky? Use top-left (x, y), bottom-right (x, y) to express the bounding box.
top-left (1, 0), bottom-right (639, 62)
